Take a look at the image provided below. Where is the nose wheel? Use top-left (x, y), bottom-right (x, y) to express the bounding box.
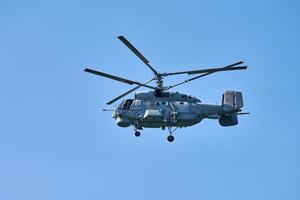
top-left (134, 125), bottom-right (142, 137)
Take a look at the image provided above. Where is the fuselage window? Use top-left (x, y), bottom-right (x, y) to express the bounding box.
top-left (134, 100), bottom-right (141, 106)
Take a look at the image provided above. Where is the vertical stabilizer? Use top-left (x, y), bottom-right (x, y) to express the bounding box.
top-left (222, 91), bottom-right (243, 112)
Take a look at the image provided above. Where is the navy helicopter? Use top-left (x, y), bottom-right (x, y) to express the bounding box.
top-left (84, 36), bottom-right (249, 142)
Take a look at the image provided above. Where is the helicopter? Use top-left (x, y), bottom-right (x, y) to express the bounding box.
top-left (84, 36), bottom-right (249, 142)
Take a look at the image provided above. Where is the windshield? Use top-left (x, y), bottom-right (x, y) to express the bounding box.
top-left (121, 99), bottom-right (133, 109)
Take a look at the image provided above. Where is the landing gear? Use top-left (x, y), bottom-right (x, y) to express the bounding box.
top-left (171, 118), bottom-right (178, 124)
top-left (167, 126), bottom-right (178, 143)
top-left (167, 135), bottom-right (174, 142)
top-left (134, 125), bottom-right (142, 137)
top-left (135, 131), bottom-right (141, 137)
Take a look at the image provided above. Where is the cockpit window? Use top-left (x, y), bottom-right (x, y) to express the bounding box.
top-left (133, 100), bottom-right (142, 106)
top-left (122, 99), bottom-right (133, 109)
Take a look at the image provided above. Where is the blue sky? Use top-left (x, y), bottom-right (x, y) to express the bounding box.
top-left (0, 0), bottom-right (299, 199)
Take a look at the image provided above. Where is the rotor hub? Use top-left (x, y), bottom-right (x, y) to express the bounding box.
top-left (154, 74), bottom-right (164, 90)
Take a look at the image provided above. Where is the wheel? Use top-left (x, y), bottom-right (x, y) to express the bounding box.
top-left (167, 135), bottom-right (174, 142)
top-left (135, 131), bottom-right (141, 137)
top-left (171, 118), bottom-right (178, 124)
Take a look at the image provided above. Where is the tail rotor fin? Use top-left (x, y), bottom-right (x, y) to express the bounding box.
top-left (222, 91), bottom-right (243, 112)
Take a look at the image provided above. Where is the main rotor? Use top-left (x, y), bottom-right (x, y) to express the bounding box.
top-left (84, 36), bottom-right (247, 105)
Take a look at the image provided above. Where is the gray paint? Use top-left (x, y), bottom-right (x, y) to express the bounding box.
top-left (112, 90), bottom-right (244, 129)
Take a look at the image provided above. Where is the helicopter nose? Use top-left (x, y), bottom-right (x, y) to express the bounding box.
top-left (116, 117), bottom-right (130, 127)
top-left (112, 110), bottom-right (120, 118)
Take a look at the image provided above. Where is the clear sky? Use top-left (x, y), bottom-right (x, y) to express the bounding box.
top-left (1, 0), bottom-right (299, 199)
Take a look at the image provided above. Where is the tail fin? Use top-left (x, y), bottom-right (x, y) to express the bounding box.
top-left (222, 91), bottom-right (243, 112)
top-left (219, 91), bottom-right (244, 126)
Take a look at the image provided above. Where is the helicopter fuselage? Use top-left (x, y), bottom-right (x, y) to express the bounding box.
top-left (112, 91), bottom-right (224, 129)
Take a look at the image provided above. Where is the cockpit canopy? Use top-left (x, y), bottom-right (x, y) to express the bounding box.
top-left (120, 99), bottom-right (134, 109)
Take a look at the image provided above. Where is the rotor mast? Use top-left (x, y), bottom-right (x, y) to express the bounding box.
top-left (154, 74), bottom-right (164, 90)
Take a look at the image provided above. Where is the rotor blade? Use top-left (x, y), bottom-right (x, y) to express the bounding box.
top-left (188, 66), bottom-right (247, 75)
top-left (163, 61), bottom-right (245, 76)
top-left (107, 86), bottom-right (140, 105)
top-left (118, 36), bottom-right (159, 75)
top-left (167, 72), bottom-right (216, 90)
top-left (84, 68), bottom-right (156, 90)
top-left (167, 62), bottom-right (247, 90)
top-left (106, 78), bottom-right (154, 105)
